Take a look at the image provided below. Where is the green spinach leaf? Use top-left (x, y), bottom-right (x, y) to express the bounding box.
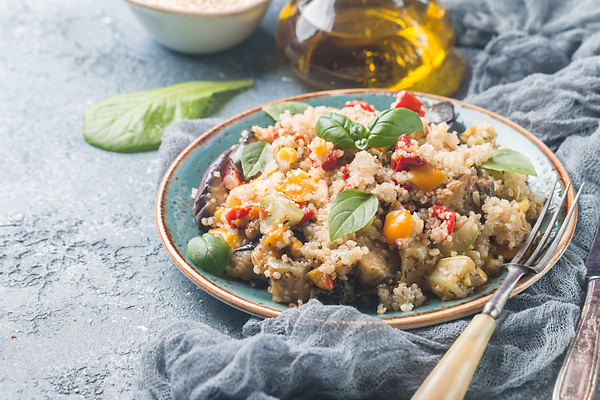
top-left (481, 149), bottom-right (537, 176)
top-left (83, 80), bottom-right (253, 153)
top-left (241, 142), bottom-right (274, 179)
top-left (366, 108), bottom-right (423, 148)
top-left (315, 112), bottom-right (358, 149)
top-left (263, 101), bottom-right (310, 122)
top-left (328, 189), bottom-right (379, 241)
top-left (187, 233), bottom-right (232, 275)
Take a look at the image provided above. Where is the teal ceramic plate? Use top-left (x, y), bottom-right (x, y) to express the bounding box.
top-left (156, 89), bottom-right (576, 329)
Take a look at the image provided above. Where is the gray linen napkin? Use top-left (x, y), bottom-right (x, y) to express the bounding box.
top-left (140, 1), bottom-right (600, 398)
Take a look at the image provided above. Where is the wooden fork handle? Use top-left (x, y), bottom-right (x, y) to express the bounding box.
top-left (411, 314), bottom-right (496, 400)
top-left (553, 278), bottom-right (600, 400)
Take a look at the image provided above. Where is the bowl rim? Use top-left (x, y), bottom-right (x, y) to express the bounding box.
top-left (156, 88), bottom-right (577, 329)
top-left (123, 0), bottom-right (272, 17)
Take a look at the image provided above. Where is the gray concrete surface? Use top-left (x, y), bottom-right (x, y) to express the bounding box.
top-left (0, 0), bottom-right (311, 397)
top-left (0, 0), bottom-right (484, 398)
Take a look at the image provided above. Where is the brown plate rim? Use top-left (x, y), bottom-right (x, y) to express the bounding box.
top-left (156, 88), bottom-right (577, 329)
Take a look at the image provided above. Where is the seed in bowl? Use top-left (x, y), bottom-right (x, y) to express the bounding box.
top-left (134, 0), bottom-right (262, 12)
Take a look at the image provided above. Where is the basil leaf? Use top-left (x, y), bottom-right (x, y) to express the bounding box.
top-left (316, 112), bottom-right (358, 149)
top-left (366, 108), bottom-right (424, 148)
top-left (328, 189), bottom-right (379, 241)
top-left (242, 142), bottom-right (274, 179)
top-left (263, 101), bottom-right (310, 122)
top-left (187, 233), bottom-right (232, 275)
top-left (83, 80), bottom-right (253, 153)
top-left (349, 122), bottom-right (367, 142)
top-left (481, 149), bottom-right (537, 176)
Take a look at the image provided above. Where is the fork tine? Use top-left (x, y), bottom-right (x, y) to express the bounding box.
top-left (523, 182), bottom-right (571, 266)
top-left (512, 180), bottom-right (558, 264)
top-left (531, 183), bottom-right (584, 271)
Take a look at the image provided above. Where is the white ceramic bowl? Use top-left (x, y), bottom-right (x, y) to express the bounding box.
top-left (124, 0), bottom-right (272, 54)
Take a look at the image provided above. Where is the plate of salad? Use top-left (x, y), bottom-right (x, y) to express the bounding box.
top-left (156, 89), bottom-right (576, 328)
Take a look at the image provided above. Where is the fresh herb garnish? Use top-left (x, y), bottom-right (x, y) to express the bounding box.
top-left (481, 149), bottom-right (537, 176)
top-left (241, 142), bottom-right (274, 179)
top-left (315, 112), bottom-right (362, 150)
top-left (83, 80), bottom-right (253, 153)
top-left (315, 108), bottom-right (423, 150)
top-left (328, 189), bottom-right (379, 241)
top-left (263, 101), bottom-right (310, 122)
top-left (366, 108), bottom-right (424, 148)
top-left (187, 233), bottom-right (232, 275)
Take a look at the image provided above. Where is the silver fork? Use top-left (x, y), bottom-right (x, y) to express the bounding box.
top-left (411, 181), bottom-right (584, 400)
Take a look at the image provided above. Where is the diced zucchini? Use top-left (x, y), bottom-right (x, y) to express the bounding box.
top-left (400, 241), bottom-right (430, 285)
top-left (260, 193), bottom-right (304, 234)
top-left (267, 259), bottom-right (311, 303)
top-left (438, 220), bottom-right (479, 257)
top-left (426, 256), bottom-right (487, 301)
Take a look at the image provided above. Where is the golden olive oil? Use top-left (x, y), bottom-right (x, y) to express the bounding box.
top-left (275, 0), bottom-right (459, 91)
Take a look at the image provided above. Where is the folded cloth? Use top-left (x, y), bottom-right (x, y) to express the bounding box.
top-left (142, 0), bottom-right (600, 398)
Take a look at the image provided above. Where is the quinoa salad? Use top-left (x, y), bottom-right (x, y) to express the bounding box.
top-left (187, 92), bottom-right (542, 315)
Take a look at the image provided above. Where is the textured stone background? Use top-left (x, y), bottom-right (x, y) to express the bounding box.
top-left (0, 0), bottom-right (313, 397)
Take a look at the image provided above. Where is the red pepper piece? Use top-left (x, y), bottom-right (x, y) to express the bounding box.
top-left (399, 185), bottom-right (412, 192)
top-left (339, 165), bottom-right (352, 191)
top-left (431, 205), bottom-right (456, 234)
top-left (272, 123), bottom-right (282, 141)
top-left (297, 203), bottom-right (315, 225)
top-left (225, 206), bottom-right (252, 228)
top-left (393, 91), bottom-right (425, 117)
top-left (321, 152), bottom-right (338, 170)
top-left (222, 163), bottom-right (242, 190)
top-left (391, 153), bottom-right (427, 172)
top-left (324, 275), bottom-right (334, 290)
top-left (340, 166), bottom-right (350, 181)
top-left (345, 100), bottom-right (375, 112)
top-left (396, 134), bottom-right (411, 149)
top-left (294, 133), bottom-right (308, 142)
top-left (260, 206), bottom-right (268, 218)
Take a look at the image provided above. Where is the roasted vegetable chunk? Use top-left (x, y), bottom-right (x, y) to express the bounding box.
top-left (356, 241), bottom-right (400, 288)
top-left (436, 174), bottom-right (494, 214)
top-left (426, 256), bottom-right (487, 301)
top-left (320, 276), bottom-right (357, 305)
top-left (267, 259), bottom-right (311, 303)
top-left (438, 220), bottom-right (479, 257)
top-left (399, 241), bottom-right (430, 285)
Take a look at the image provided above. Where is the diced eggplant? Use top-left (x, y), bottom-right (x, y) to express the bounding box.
top-left (227, 251), bottom-right (256, 281)
top-left (425, 102), bottom-right (457, 133)
top-left (267, 259), bottom-right (311, 303)
top-left (476, 179), bottom-right (494, 198)
top-left (426, 256), bottom-right (487, 301)
top-left (438, 220), bottom-right (479, 257)
top-left (226, 235), bottom-right (263, 281)
top-left (229, 132), bottom-right (256, 173)
top-left (232, 235), bottom-right (262, 254)
top-left (436, 174), bottom-right (495, 214)
top-left (259, 193), bottom-right (304, 234)
top-left (356, 241), bottom-right (400, 288)
top-left (192, 133), bottom-right (259, 231)
top-left (192, 147), bottom-right (233, 230)
top-left (399, 241), bottom-right (430, 285)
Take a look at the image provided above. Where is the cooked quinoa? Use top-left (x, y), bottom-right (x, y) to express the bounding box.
top-left (191, 96), bottom-right (542, 314)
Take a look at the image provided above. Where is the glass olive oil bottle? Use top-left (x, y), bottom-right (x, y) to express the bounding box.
top-left (275, 0), bottom-right (460, 92)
